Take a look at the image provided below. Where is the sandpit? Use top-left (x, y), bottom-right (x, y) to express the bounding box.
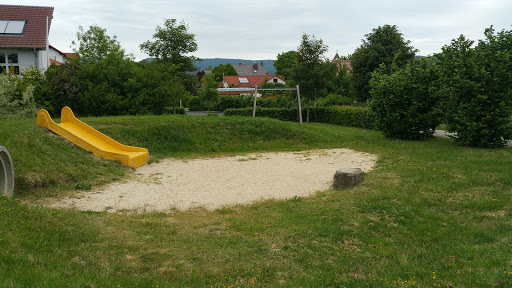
top-left (48, 149), bottom-right (377, 212)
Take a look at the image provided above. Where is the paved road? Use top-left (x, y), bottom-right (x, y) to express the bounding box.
top-left (434, 130), bottom-right (512, 147)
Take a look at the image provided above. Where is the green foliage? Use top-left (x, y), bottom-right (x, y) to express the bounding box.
top-left (136, 62), bottom-right (189, 115)
top-left (370, 58), bottom-right (442, 140)
top-left (225, 105), bottom-right (375, 129)
top-left (164, 106), bottom-right (186, 115)
top-left (308, 106), bottom-right (375, 129)
top-left (187, 94), bottom-right (297, 112)
top-left (35, 25), bottom-right (190, 117)
top-left (0, 70), bottom-right (39, 119)
top-left (329, 62), bottom-right (354, 98)
top-left (437, 27), bottom-right (512, 148)
top-left (211, 63), bottom-right (237, 82)
top-left (351, 25), bottom-right (417, 101)
top-left (71, 25), bottom-right (126, 62)
top-left (225, 107), bottom-right (299, 122)
top-left (292, 34), bottom-right (337, 121)
top-left (274, 50), bottom-right (298, 81)
top-left (199, 73), bottom-right (220, 111)
top-left (140, 19), bottom-right (198, 73)
top-left (185, 96), bottom-right (203, 111)
top-left (316, 93), bottom-right (357, 106)
top-left (36, 60), bottom-right (81, 115)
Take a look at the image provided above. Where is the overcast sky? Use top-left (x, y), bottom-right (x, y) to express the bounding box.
top-left (4, 0), bottom-right (512, 61)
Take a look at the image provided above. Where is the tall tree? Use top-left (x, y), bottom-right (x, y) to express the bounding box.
top-left (437, 28), bottom-right (512, 148)
top-left (292, 33), bottom-right (336, 122)
top-left (330, 61), bottom-right (354, 98)
top-left (211, 63), bottom-right (237, 82)
top-left (274, 50), bottom-right (298, 81)
top-left (199, 73), bottom-right (220, 112)
top-left (351, 25), bottom-right (417, 101)
top-left (140, 19), bottom-right (198, 72)
top-left (71, 25), bottom-right (127, 63)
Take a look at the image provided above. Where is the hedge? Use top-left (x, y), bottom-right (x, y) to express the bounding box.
top-left (224, 106), bottom-right (375, 129)
top-left (164, 106), bottom-right (186, 115)
top-left (186, 95), bottom-right (298, 112)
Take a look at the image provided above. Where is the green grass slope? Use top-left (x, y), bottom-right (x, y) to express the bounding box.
top-left (0, 115), bottom-right (511, 287)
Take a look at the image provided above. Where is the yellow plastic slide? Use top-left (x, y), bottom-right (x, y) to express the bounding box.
top-left (36, 107), bottom-right (149, 168)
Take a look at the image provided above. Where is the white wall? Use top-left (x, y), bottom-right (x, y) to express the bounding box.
top-left (48, 47), bottom-right (66, 64)
top-left (266, 77), bottom-right (286, 85)
top-left (0, 48), bottom-right (41, 73)
top-left (18, 49), bottom-right (38, 72)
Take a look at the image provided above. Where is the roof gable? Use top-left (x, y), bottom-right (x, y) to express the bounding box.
top-left (0, 5), bottom-right (54, 48)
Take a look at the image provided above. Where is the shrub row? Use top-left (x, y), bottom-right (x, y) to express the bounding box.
top-left (187, 95), bottom-right (298, 111)
top-left (224, 106), bottom-right (375, 129)
top-left (164, 106), bottom-right (186, 115)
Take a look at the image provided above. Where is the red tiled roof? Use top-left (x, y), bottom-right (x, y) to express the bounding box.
top-left (64, 52), bottom-right (78, 59)
top-left (49, 45), bottom-right (76, 60)
top-left (0, 5), bottom-right (54, 48)
top-left (49, 58), bottom-right (63, 65)
top-left (223, 74), bottom-right (286, 88)
top-left (223, 76), bottom-right (267, 88)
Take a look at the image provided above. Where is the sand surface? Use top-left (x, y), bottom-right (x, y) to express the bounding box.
top-left (48, 149), bottom-right (377, 212)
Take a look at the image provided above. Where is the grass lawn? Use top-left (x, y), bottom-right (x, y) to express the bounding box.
top-left (0, 115), bottom-right (511, 287)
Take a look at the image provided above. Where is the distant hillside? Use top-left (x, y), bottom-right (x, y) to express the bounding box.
top-left (195, 58), bottom-right (276, 75)
top-left (140, 58), bottom-right (276, 75)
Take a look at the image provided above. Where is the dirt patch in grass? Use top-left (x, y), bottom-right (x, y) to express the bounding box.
top-left (46, 149), bottom-right (377, 212)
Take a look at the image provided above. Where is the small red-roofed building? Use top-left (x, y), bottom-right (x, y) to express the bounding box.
top-left (220, 73), bottom-right (286, 96)
top-left (0, 4), bottom-right (71, 74)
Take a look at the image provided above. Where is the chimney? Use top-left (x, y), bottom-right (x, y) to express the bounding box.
top-left (252, 63), bottom-right (258, 70)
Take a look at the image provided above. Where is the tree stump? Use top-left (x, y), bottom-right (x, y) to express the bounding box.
top-left (333, 168), bottom-right (364, 188)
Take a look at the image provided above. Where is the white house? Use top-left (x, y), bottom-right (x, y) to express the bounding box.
top-left (0, 5), bottom-right (61, 74)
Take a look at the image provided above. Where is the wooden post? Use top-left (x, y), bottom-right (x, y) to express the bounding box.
top-left (252, 86), bottom-right (258, 118)
top-left (296, 85), bottom-right (302, 124)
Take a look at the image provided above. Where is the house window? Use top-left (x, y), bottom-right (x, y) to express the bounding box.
top-left (273, 78), bottom-right (278, 83)
top-left (0, 20), bottom-right (27, 35)
top-left (0, 53), bottom-right (20, 75)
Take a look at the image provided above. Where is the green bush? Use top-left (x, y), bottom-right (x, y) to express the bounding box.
top-left (316, 93), bottom-right (354, 106)
top-left (370, 59), bottom-right (442, 140)
top-left (308, 106), bottom-right (375, 129)
top-left (0, 71), bottom-right (39, 120)
top-left (214, 95), bottom-right (253, 111)
top-left (187, 94), bottom-right (298, 112)
top-left (437, 28), bottom-right (512, 148)
top-left (225, 106), bottom-right (375, 129)
top-left (185, 96), bottom-right (206, 111)
top-left (164, 106), bottom-right (186, 115)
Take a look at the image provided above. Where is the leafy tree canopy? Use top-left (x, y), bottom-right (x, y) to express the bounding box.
top-left (274, 50), bottom-right (298, 81)
top-left (140, 19), bottom-right (198, 72)
top-left (370, 58), bottom-right (442, 140)
top-left (199, 73), bottom-right (220, 111)
top-left (211, 63), bottom-right (237, 82)
top-left (436, 27), bottom-right (512, 148)
top-left (71, 25), bottom-right (127, 63)
top-left (292, 33), bottom-right (336, 121)
top-left (351, 24), bottom-right (417, 101)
